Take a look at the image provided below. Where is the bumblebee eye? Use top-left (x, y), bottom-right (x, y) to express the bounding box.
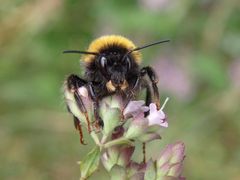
top-left (100, 56), bottom-right (107, 68)
top-left (126, 57), bottom-right (131, 70)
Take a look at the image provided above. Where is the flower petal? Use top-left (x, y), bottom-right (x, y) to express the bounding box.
top-left (149, 103), bottom-right (158, 113)
top-left (161, 121), bottom-right (169, 128)
top-left (123, 100), bottom-right (149, 119)
top-left (147, 103), bottom-right (168, 127)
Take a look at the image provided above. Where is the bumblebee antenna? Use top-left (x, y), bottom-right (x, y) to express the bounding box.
top-left (63, 50), bottom-right (99, 56)
top-left (123, 39), bottom-right (170, 60)
top-left (131, 39), bottom-right (170, 52)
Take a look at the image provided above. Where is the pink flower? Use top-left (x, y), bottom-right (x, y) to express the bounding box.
top-left (124, 98), bottom-right (169, 139)
top-left (123, 100), bottom-right (149, 119)
top-left (147, 103), bottom-right (168, 127)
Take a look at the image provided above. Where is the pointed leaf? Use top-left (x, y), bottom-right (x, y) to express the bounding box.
top-left (80, 147), bottom-right (100, 179)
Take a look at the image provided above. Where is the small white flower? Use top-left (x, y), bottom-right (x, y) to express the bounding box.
top-left (147, 103), bottom-right (168, 127)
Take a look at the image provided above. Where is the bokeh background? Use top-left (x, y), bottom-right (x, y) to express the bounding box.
top-left (1, 0), bottom-right (240, 179)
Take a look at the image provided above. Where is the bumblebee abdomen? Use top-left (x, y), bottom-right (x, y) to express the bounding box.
top-left (83, 35), bottom-right (141, 64)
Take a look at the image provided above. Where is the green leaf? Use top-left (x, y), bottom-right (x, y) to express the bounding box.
top-left (102, 108), bottom-right (120, 136)
top-left (79, 147), bottom-right (101, 179)
top-left (99, 98), bottom-right (121, 136)
top-left (144, 159), bottom-right (157, 180)
top-left (110, 165), bottom-right (127, 180)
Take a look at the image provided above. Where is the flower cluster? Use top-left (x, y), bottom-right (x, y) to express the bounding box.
top-left (64, 86), bottom-right (186, 180)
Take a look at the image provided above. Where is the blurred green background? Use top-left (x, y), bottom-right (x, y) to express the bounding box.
top-left (1, 0), bottom-right (240, 179)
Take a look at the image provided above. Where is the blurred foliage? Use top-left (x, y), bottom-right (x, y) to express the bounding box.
top-left (0, 0), bottom-right (240, 179)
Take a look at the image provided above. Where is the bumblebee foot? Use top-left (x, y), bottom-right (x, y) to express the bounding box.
top-left (73, 116), bottom-right (87, 145)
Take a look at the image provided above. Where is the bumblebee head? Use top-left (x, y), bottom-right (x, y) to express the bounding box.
top-left (96, 50), bottom-right (133, 91)
top-left (83, 36), bottom-right (141, 91)
top-left (63, 35), bottom-right (169, 91)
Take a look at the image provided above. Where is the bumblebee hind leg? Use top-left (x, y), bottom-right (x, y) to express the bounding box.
top-left (64, 74), bottom-right (91, 143)
top-left (73, 115), bottom-right (86, 145)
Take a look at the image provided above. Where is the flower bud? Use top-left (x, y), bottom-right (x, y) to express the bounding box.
top-left (156, 142), bottom-right (185, 179)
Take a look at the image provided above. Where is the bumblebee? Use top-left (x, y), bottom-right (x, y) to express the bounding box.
top-left (63, 35), bottom-right (169, 144)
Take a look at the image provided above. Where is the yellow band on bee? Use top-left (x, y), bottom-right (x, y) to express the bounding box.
top-left (83, 35), bottom-right (142, 64)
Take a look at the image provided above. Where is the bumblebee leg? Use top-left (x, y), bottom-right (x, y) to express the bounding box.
top-left (125, 75), bottom-right (141, 106)
top-left (73, 91), bottom-right (91, 133)
top-left (143, 83), bottom-right (152, 117)
top-left (65, 74), bottom-right (92, 133)
top-left (141, 66), bottom-right (160, 109)
top-left (88, 82), bottom-right (104, 130)
top-left (73, 116), bottom-right (86, 145)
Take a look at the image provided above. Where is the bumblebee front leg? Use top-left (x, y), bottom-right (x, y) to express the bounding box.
top-left (141, 66), bottom-right (160, 109)
top-left (65, 74), bottom-right (92, 138)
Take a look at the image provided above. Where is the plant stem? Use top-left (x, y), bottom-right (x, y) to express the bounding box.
top-left (90, 131), bottom-right (101, 146)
